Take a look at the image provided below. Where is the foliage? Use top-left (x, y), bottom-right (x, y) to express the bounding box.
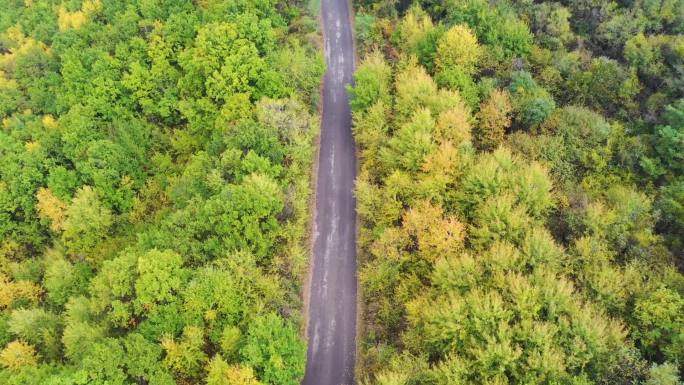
top-left (0, 1), bottom-right (319, 384)
top-left (61, 185), bottom-right (113, 258)
top-left (207, 355), bottom-right (264, 385)
top-left (435, 24), bottom-right (481, 75)
top-left (474, 89), bottom-right (512, 150)
top-left (240, 313), bottom-right (306, 385)
top-left (0, 341), bottom-right (37, 371)
top-left (350, 1), bottom-right (684, 382)
top-left (349, 51), bottom-right (393, 113)
top-left (161, 325), bottom-right (207, 378)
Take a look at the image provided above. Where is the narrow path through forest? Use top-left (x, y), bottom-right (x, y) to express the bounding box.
top-left (302, 0), bottom-right (357, 383)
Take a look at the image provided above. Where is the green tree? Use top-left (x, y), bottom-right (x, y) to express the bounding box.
top-left (123, 333), bottom-right (167, 383)
top-left (529, 4), bottom-right (574, 49)
top-left (0, 130), bottom-right (48, 250)
top-left (566, 57), bottom-right (640, 115)
top-left (179, 20), bottom-right (282, 102)
top-left (434, 66), bottom-right (479, 108)
top-left (271, 40), bottom-right (325, 107)
top-left (201, 173), bottom-right (284, 259)
top-left (8, 308), bottom-right (61, 360)
top-left (78, 338), bottom-right (128, 385)
top-left (649, 99), bottom-right (684, 178)
top-left (134, 249), bottom-right (186, 314)
top-left (380, 108), bottom-right (436, 172)
top-left (79, 139), bottom-right (141, 211)
top-left (634, 287), bottom-right (684, 363)
top-left (393, 6), bottom-right (435, 54)
top-left (43, 252), bottom-right (92, 307)
top-left (656, 178), bottom-right (684, 254)
top-left (61, 320), bottom-right (105, 363)
top-left (538, 106), bottom-right (613, 182)
top-left (182, 254), bottom-right (280, 343)
top-left (443, 0), bottom-right (533, 60)
top-left (508, 71), bottom-right (556, 128)
top-left (349, 51), bottom-right (392, 113)
top-left (89, 252), bottom-right (136, 316)
top-left (240, 313), bottom-right (305, 385)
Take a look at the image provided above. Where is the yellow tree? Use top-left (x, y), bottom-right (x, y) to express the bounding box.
top-left (36, 187), bottom-right (66, 232)
top-left (475, 89), bottom-right (513, 150)
top-left (207, 355), bottom-right (263, 385)
top-left (0, 341), bottom-right (38, 370)
top-left (161, 326), bottom-right (207, 377)
top-left (0, 273), bottom-right (42, 309)
top-left (402, 200), bottom-right (466, 262)
top-left (435, 102), bottom-right (473, 146)
top-left (57, 0), bottom-right (102, 31)
top-left (435, 25), bottom-right (482, 75)
top-left (418, 141), bottom-right (464, 201)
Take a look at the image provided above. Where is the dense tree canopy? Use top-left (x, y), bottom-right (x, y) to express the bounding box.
top-left (0, 0), bottom-right (324, 384)
top-left (352, 0), bottom-right (684, 383)
top-left (3, 0), bottom-right (684, 382)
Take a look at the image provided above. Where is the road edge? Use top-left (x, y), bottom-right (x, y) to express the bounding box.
top-left (300, 0), bottom-right (326, 354)
top-left (342, 0), bottom-right (367, 382)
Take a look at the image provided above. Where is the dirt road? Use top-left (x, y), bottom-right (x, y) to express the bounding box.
top-left (302, 0), bottom-right (357, 383)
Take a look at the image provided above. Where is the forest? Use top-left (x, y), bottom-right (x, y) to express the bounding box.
top-left (2, 0), bottom-right (684, 384)
top-left (350, 0), bottom-right (684, 384)
top-left (0, 0), bottom-right (323, 384)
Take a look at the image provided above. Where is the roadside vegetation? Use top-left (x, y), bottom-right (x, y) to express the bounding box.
top-left (351, 0), bottom-right (684, 383)
top-left (0, 1), bottom-right (324, 384)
